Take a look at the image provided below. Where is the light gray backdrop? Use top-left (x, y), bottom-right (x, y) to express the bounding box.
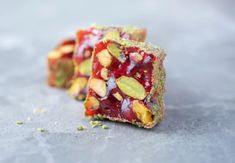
top-left (0, 0), bottom-right (235, 163)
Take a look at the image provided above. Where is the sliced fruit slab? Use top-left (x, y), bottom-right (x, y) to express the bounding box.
top-left (68, 25), bottom-right (147, 100)
top-left (47, 39), bottom-right (75, 88)
top-left (84, 38), bottom-right (166, 128)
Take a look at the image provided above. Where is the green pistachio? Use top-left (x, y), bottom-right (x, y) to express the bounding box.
top-left (90, 121), bottom-right (102, 128)
top-left (101, 125), bottom-right (109, 129)
top-left (16, 121), bottom-right (24, 125)
top-left (79, 58), bottom-right (91, 75)
top-left (77, 125), bottom-right (86, 131)
top-left (36, 128), bottom-right (45, 132)
top-left (116, 76), bottom-right (146, 100)
top-left (107, 43), bottom-right (122, 60)
top-left (104, 30), bottom-right (120, 40)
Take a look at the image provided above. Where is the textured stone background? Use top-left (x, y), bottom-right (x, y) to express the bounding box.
top-left (0, 0), bottom-right (235, 163)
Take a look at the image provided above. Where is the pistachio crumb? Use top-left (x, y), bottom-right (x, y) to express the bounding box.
top-left (77, 125), bottom-right (86, 131)
top-left (101, 125), bottom-right (109, 129)
top-left (36, 128), bottom-right (45, 132)
top-left (16, 121), bottom-right (24, 125)
top-left (90, 120), bottom-right (102, 128)
top-left (33, 108), bottom-right (47, 114)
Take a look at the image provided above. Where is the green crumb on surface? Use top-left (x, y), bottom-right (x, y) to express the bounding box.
top-left (90, 120), bottom-right (102, 128)
top-left (33, 108), bottom-right (47, 114)
top-left (36, 128), bottom-right (45, 132)
top-left (101, 125), bottom-right (109, 129)
top-left (77, 125), bottom-right (86, 131)
top-left (16, 121), bottom-right (24, 125)
top-left (89, 120), bottom-right (109, 129)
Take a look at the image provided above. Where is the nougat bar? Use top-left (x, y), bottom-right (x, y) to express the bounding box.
top-left (84, 38), bottom-right (166, 128)
top-left (68, 25), bottom-right (146, 100)
top-left (47, 39), bottom-right (75, 88)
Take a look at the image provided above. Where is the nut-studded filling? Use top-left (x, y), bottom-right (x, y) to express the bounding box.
top-left (47, 39), bottom-right (75, 88)
top-left (85, 40), bottom-right (157, 125)
top-left (71, 26), bottom-right (147, 100)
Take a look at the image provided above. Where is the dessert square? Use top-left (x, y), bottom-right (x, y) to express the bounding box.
top-left (84, 38), bottom-right (166, 128)
top-left (47, 39), bottom-right (75, 88)
top-left (68, 25), bottom-right (147, 100)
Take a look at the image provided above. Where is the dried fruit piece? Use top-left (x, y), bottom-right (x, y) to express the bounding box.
top-left (116, 76), bottom-right (146, 100)
top-left (112, 92), bottom-right (123, 101)
top-left (97, 49), bottom-right (112, 67)
top-left (84, 96), bottom-right (100, 110)
top-left (132, 100), bottom-right (153, 125)
top-left (90, 78), bottom-right (106, 97)
top-left (100, 68), bottom-right (109, 80)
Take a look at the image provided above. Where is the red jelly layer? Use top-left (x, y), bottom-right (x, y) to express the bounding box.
top-left (73, 28), bottom-right (103, 66)
top-left (86, 41), bottom-right (157, 122)
top-left (73, 27), bottom-right (145, 76)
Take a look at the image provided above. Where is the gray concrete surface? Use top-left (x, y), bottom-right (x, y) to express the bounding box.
top-left (0, 0), bottom-right (235, 163)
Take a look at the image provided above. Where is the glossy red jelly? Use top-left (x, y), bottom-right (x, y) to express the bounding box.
top-left (85, 40), bottom-right (158, 125)
top-left (70, 26), bottom-right (147, 100)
